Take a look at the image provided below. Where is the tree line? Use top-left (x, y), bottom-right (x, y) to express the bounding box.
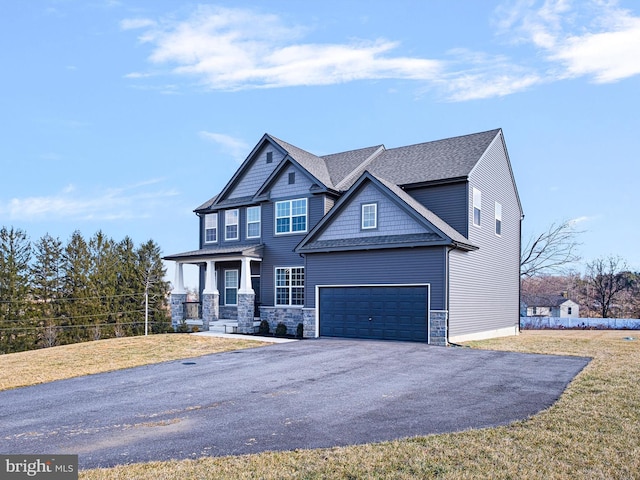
top-left (521, 221), bottom-right (639, 318)
top-left (0, 226), bottom-right (171, 354)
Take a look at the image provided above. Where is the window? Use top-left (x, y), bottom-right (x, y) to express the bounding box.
top-left (495, 202), bottom-right (502, 236)
top-left (225, 270), bottom-right (238, 305)
top-left (275, 267), bottom-right (304, 306)
top-left (204, 213), bottom-right (217, 243)
top-left (225, 209), bottom-right (239, 240)
top-left (472, 188), bottom-right (481, 227)
top-left (275, 198), bottom-right (307, 234)
top-left (246, 206), bottom-right (261, 239)
top-left (361, 203), bottom-right (377, 229)
top-left (266, 151), bottom-right (273, 164)
top-left (568, 307), bottom-right (572, 315)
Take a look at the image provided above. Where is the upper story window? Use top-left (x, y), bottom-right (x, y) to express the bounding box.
top-left (361, 203), bottom-right (377, 230)
top-left (204, 213), bottom-right (218, 243)
top-left (495, 202), bottom-right (502, 236)
top-left (246, 206), bottom-right (261, 239)
top-left (472, 187), bottom-right (481, 227)
top-left (275, 267), bottom-right (304, 306)
top-left (225, 209), bottom-right (239, 240)
top-left (275, 198), bottom-right (307, 234)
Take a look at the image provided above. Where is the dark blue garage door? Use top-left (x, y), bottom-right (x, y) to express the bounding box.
top-left (319, 285), bottom-right (429, 342)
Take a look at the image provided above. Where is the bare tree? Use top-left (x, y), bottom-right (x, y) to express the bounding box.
top-left (520, 220), bottom-right (582, 278)
top-left (586, 255), bottom-right (631, 318)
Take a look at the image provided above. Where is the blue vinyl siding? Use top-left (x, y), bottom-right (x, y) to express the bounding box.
top-left (304, 247), bottom-right (447, 310)
top-left (407, 182), bottom-right (468, 237)
top-left (448, 132), bottom-right (521, 339)
top-left (226, 146), bottom-right (284, 199)
top-left (317, 182), bottom-right (429, 241)
top-left (270, 165), bottom-right (315, 197)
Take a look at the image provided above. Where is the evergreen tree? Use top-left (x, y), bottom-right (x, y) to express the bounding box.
top-left (115, 236), bottom-right (142, 336)
top-left (136, 239), bottom-right (171, 333)
top-left (88, 231), bottom-right (118, 339)
top-left (61, 231), bottom-right (92, 343)
top-left (30, 234), bottom-right (64, 347)
top-left (0, 227), bottom-right (33, 353)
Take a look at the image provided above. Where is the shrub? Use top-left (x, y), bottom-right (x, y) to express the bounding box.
top-left (275, 322), bottom-right (287, 337)
top-left (258, 320), bottom-right (270, 335)
top-left (296, 323), bottom-right (304, 339)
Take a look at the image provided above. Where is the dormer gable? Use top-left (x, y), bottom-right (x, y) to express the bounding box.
top-left (296, 172), bottom-right (477, 253)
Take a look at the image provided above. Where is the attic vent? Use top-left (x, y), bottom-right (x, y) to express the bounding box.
top-left (266, 151), bottom-right (273, 163)
top-left (288, 172), bottom-right (295, 184)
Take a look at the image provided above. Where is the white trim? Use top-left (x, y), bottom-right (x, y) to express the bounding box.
top-left (225, 209), bottom-right (239, 241)
top-left (204, 213), bottom-right (218, 244)
top-left (274, 198), bottom-right (308, 235)
top-left (315, 283), bottom-right (431, 343)
top-left (246, 206), bottom-right (261, 239)
top-left (224, 269), bottom-right (239, 305)
top-left (448, 325), bottom-right (519, 343)
top-left (275, 266), bottom-right (305, 306)
top-left (495, 201), bottom-right (502, 236)
top-left (361, 202), bottom-right (377, 229)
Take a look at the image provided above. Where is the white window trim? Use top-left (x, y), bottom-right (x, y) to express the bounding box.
top-left (224, 269), bottom-right (238, 306)
top-left (472, 187), bottom-right (481, 227)
top-left (495, 201), bottom-right (502, 236)
top-left (275, 266), bottom-right (305, 307)
top-left (225, 209), bottom-right (239, 241)
top-left (246, 206), bottom-right (261, 239)
top-left (204, 213), bottom-right (218, 244)
top-left (275, 198), bottom-right (308, 235)
top-left (361, 202), bottom-right (378, 230)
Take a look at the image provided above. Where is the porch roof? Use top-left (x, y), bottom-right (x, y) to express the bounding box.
top-left (164, 243), bottom-right (263, 263)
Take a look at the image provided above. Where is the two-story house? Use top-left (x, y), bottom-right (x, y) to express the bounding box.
top-left (165, 128), bottom-right (523, 345)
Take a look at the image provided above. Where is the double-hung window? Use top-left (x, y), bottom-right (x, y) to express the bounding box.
top-left (275, 267), bottom-right (304, 306)
top-left (361, 203), bottom-right (377, 229)
top-left (225, 270), bottom-right (238, 305)
top-left (246, 206), bottom-right (261, 239)
top-left (204, 213), bottom-right (217, 243)
top-left (472, 188), bottom-right (481, 227)
top-left (495, 202), bottom-right (502, 236)
top-left (225, 209), bottom-right (239, 240)
top-left (275, 198), bottom-right (307, 234)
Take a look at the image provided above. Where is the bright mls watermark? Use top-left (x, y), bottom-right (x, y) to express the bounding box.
top-left (1, 455), bottom-right (78, 479)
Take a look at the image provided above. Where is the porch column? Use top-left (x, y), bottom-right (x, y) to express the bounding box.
top-left (170, 262), bottom-right (187, 329)
top-left (202, 260), bottom-right (219, 329)
top-left (237, 257), bottom-right (255, 333)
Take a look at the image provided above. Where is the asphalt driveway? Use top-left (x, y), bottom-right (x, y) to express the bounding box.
top-left (0, 338), bottom-right (589, 469)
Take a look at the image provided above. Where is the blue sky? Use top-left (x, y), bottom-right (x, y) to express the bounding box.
top-left (1, 0), bottom-right (639, 288)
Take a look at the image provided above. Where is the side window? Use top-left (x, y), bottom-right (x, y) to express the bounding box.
top-left (246, 206), bottom-right (261, 239)
top-left (204, 213), bottom-right (218, 243)
top-left (225, 270), bottom-right (238, 305)
top-left (495, 202), bottom-right (502, 236)
top-left (472, 188), bottom-right (481, 227)
top-left (361, 203), bottom-right (377, 229)
top-left (225, 209), bottom-right (239, 240)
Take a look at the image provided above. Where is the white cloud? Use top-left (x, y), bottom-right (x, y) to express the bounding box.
top-left (495, 0), bottom-right (640, 84)
top-left (122, 5), bottom-right (443, 91)
top-left (0, 179), bottom-right (179, 222)
top-left (199, 131), bottom-right (250, 162)
top-left (120, 18), bottom-right (157, 30)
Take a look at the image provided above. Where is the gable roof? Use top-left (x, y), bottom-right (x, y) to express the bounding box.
top-left (521, 294), bottom-right (578, 308)
top-left (296, 171), bottom-right (477, 254)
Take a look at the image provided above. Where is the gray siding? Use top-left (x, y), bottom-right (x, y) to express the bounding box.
top-left (448, 133), bottom-right (521, 338)
top-left (304, 247), bottom-right (447, 310)
top-left (226, 145), bottom-right (284, 199)
top-left (260, 195), bottom-right (325, 306)
top-left (407, 182), bottom-right (468, 237)
top-left (270, 165), bottom-right (315, 197)
top-left (317, 183), bottom-right (430, 242)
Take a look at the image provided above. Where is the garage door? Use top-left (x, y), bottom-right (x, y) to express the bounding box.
top-left (319, 285), bottom-right (429, 342)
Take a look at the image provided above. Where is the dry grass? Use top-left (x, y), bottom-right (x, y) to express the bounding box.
top-left (78, 330), bottom-right (640, 480)
top-left (0, 334), bottom-right (269, 391)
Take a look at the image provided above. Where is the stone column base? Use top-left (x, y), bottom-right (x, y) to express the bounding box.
top-left (237, 293), bottom-right (255, 333)
top-left (170, 293), bottom-right (187, 329)
top-left (201, 293), bottom-right (219, 331)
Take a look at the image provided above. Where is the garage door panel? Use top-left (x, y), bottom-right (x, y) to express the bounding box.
top-left (320, 286), bottom-right (429, 342)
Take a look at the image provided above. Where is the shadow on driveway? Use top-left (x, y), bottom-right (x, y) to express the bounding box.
top-left (0, 338), bottom-right (589, 469)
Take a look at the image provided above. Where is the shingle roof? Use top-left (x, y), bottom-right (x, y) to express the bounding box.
top-left (164, 243), bottom-right (263, 261)
top-left (269, 135), bottom-right (334, 188)
top-left (521, 294), bottom-right (575, 308)
top-left (364, 129), bottom-right (501, 187)
top-left (321, 145), bottom-right (384, 187)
